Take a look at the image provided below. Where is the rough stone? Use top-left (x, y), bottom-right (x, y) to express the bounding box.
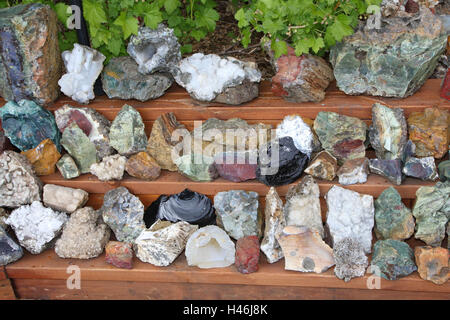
top-left (6, 201), bottom-right (67, 254)
top-left (235, 236), bottom-right (260, 274)
top-left (21, 139), bottom-right (61, 176)
top-left (127, 24), bottom-right (181, 75)
top-left (102, 56), bottom-right (173, 102)
top-left (330, 9), bottom-right (447, 98)
top-left (105, 241), bottom-right (133, 269)
top-left (0, 3), bottom-right (62, 105)
top-left (90, 154), bottom-right (127, 181)
top-left (313, 112), bottom-right (367, 164)
top-left (58, 43), bottom-right (105, 104)
top-left (174, 53), bottom-right (261, 104)
top-left (145, 189), bottom-right (216, 228)
top-left (414, 246), bottom-right (449, 285)
top-left (134, 220), bottom-right (198, 267)
top-left (256, 136), bottom-right (308, 187)
top-left (43, 184), bottom-right (88, 214)
top-left (374, 187), bottom-right (415, 240)
top-left (305, 151), bottom-right (338, 181)
top-left (213, 151), bottom-right (257, 182)
top-left (0, 226), bottom-right (23, 266)
top-left (55, 207), bottom-right (110, 259)
top-left (408, 107), bottom-right (449, 159)
top-left (380, 0), bottom-right (408, 17)
top-left (56, 154), bottom-right (80, 180)
top-left (0, 208), bottom-right (9, 230)
top-left (125, 152), bottom-right (161, 181)
top-left (0, 99), bottom-right (61, 152)
top-left (369, 240), bottom-right (417, 280)
top-left (369, 159), bottom-right (404, 185)
top-left (326, 186), bottom-right (374, 254)
top-left (0, 151), bottom-right (42, 207)
top-left (438, 160), bottom-right (450, 181)
top-left (99, 187), bottom-right (145, 243)
top-left (277, 226), bottom-right (335, 273)
top-left (60, 123), bottom-right (98, 174)
top-left (333, 238), bottom-right (369, 282)
top-left (403, 156), bottom-right (439, 181)
top-left (185, 225), bottom-right (235, 269)
top-left (214, 190), bottom-right (261, 240)
top-left (337, 158), bottom-right (370, 186)
top-left (109, 105), bottom-right (147, 156)
top-left (55, 104), bottom-right (113, 160)
top-left (284, 175), bottom-right (324, 238)
top-left (175, 153), bottom-right (218, 182)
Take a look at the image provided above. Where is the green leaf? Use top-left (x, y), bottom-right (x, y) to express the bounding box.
top-left (241, 27), bottom-right (251, 48)
top-left (181, 44), bottom-right (193, 54)
top-left (107, 37), bottom-right (123, 56)
top-left (164, 0), bottom-right (180, 14)
top-left (196, 7), bottom-right (219, 32)
top-left (272, 40), bottom-right (288, 58)
top-left (54, 3), bottom-right (70, 25)
top-left (329, 18), bottom-right (354, 42)
top-left (113, 11), bottom-right (139, 39)
top-left (83, 0), bottom-right (107, 26)
top-left (311, 37), bottom-right (325, 53)
top-left (235, 8), bottom-right (249, 28)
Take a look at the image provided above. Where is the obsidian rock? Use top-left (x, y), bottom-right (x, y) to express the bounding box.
top-left (144, 189), bottom-right (216, 228)
top-left (256, 136), bottom-right (308, 187)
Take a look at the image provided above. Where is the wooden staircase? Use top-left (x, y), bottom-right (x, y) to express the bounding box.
top-left (1, 79), bottom-right (449, 300)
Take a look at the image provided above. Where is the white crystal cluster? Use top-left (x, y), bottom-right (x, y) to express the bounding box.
top-left (90, 154), bottom-right (127, 181)
top-left (276, 115), bottom-right (315, 157)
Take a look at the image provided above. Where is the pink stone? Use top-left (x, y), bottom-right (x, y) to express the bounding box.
top-left (105, 241), bottom-right (133, 269)
top-left (214, 152), bottom-right (257, 182)
top-left (235, 236), bottom-right (260, 274)
top-left (441, 68), bottom-right (450, 101)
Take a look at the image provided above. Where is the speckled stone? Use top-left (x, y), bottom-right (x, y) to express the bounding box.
top-left (0, 226), bottom-right (23, 266)
top-left (105, 241), bottom-right (133, 269)
top-left (414, 246), bottom-right (449, 285)
top-left (235, 236), bottom-right (260, 274)
top-left (369, 159), bottom-right (404, 185)
top-left (56, 154), bottom-right (80, 180)
top-left (333, 238), bottom-right (368, 282)
top-left (21, 139), bottom-right (61, 176)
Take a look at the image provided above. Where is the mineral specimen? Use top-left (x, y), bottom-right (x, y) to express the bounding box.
top-left (402, 156), bottom-right (439, 181)
top-left (261, 187), bottom-right (285, 264)
top-left (374, 187), bottom-right (415, 240)
top-left (313, 112), bottom-right (367, 163)
top-left (304, 151), bottom-right (338, 181)
top-left (125, 152), bottom-right (161, 181)
top-left (90, 154), bottom-right (127, 181)
top-left (60, 123), bottom-right (98, 174)
top-left (99, 187), bottom-right (145, 243)
top-left (21, 139), bottom-right (61, 176)
top-left (175, 154), bottom-right (218, 182)
top-left (105, 241), bottom-right (133, 269)
top-left (369, 159), bottom-right (404, 185)
top-left (441, 66), bottom-right (450, 100)
top-left (337, 158), bottom-right (370, 186)
top-left (145, 189), bottom-right (216, 228)
top-left (408, 107), bottom-right (449, 159)
top-left (214, 190), bottom-right (262, 240)
top-left (326, 186), bottom-right (374, 253)
top-left (55, 207), bottom-right (110, 259)
top-left (43, 184), bottom-right (88, 214)
top-left (102, 56), bottom-right (173, 101)
top-left (380, 0), bottom-right (408, 17)
top-left (147, 113), bottom-right (187, 171)
top-left (127, 24), bottom-right (181, 75)
top-left (369, 240), bottom-right (417, 280)
top-left (256, 137), bottom-right (308, 187)
top-left (55, 104), bottom-right (113, 160)
top-left (0, 3), bottom-right (62, 105)
top-left (6, 201), bottom-right (67, 254)
top-left (58, 43), bottom-right (106, 104)
top-left (174, 53), bottom-right (261, 104)
top-left (277, 226), bottom-right (335, 273)
top-left (0, 226), bottom-right (23, 266)
top-left (333, 238), bottom-right (369, 282)
top-left (213, 151), bottom-right (257, 182)
top-left (56, 154), bottom-right (80, 180)
top-left (185, 225), bottom-right (235, 269)
top-left (330, 9), bottom-right (447, 98)
top-left (109, 105), bottom-right (147, 156)
top-left (0, 208), bottom-right (8, 230)
top-left (438, 160), bottom-right (450, 181)
top-left (414, 246), bottom-right (449, 285)
top-left (284, 175), bottom-right (324, 238)
top-left (0, 99), bottom-right (61, 151)
top-left (0, 151), bottom-right (42, 207)
top-left (134, 220), bottom-right (198, 267)
top-left (369, 103), bottom-right (408, 160)
top-left (235, 236), bottom-right (260, 274)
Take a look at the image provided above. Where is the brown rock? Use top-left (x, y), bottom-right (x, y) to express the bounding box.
top-left (337, 158), bottom-right (370, 185)
top-left (305, 151), bottom-right (338, 181)
top-left (125, 152), bottom-right (161, 181)
top-left (21, 139), bottom-right (61, 176)
top-left (414, 246), bottom-right (449, 285)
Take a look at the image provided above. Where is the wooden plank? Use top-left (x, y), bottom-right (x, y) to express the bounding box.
top-left (11, 279), bottom-right (450, 300)
top-left (0, 279), bottom-right (16, 300)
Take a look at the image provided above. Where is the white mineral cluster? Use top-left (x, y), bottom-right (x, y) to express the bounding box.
top-left (43, 184), bottom-right (88, 213)
top-left (90, 154), bottom-right (127, 181)
top-left (276, 115), bottom-right (317, 157)
top-left (58, 43), bottom-right (106, 104)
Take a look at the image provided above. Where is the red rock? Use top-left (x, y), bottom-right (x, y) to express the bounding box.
top-left (58, 110), bottom-right (93, 136)
top-left (235, 236), bottom-right (260, 274)
top-left (441, 68), bottom-right (450, 101)
top-left (105, 241), bottom-right (133, 269)
top-left (405, 0), bottom-right (419, 13)
top-left (214, 152), bottom-right (257, 182)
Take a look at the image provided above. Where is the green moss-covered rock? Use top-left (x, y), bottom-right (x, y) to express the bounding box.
top-left (175, 154), bottom-right (218, 182)
top-left (56, 154), bottom-right (80, 180)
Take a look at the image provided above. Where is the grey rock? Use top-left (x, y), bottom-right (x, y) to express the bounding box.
top-left (333, 238), bottom-right (369, 282)
top-left (0, 226), bottom-right (23, 266)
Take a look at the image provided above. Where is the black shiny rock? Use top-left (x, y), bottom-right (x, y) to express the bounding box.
top-left (256, 136), bottom-right (308, 187)
top-left (144, 189), bottom-right (216, 228)
top-left (369, 159), bottom-right (404, 185)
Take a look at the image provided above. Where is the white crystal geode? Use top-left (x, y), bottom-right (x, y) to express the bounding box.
top-left (58, 43), bottom-right (106, 104)
top-left (185, 225), bottom-right (235, 269)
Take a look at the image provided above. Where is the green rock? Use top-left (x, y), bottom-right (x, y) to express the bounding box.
top-left (330, 10), bottom-right (447, 98)
top-left (60, 123), bottom-right (98, 174)
top-left (375, 187), bottom-right (415, 240)
top-left (56, 154), bottom-right (80, 180)
top-left (109, 105), bottom-right (147, 156)
top-left (175, 154), bottom-right (218, 182)
top-left (0, 100), bottom-right (60, 151)
top-left (313, 111), bottom-right (367, 164)
top-left (438, 160), bottom-right (450, 182)
top-left (370, 240), bottom-right (417, 280)
top-left (413, 181), bottom-right (450, 246)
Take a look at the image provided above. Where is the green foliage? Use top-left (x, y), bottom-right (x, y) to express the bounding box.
top-left (235, 0), bottom-right (382, 58)
top-left (82, 0), bottom-right (219, 61)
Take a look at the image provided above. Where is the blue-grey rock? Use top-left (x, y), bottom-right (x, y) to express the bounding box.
top-left (0, 226), bottom-right (23, 266)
